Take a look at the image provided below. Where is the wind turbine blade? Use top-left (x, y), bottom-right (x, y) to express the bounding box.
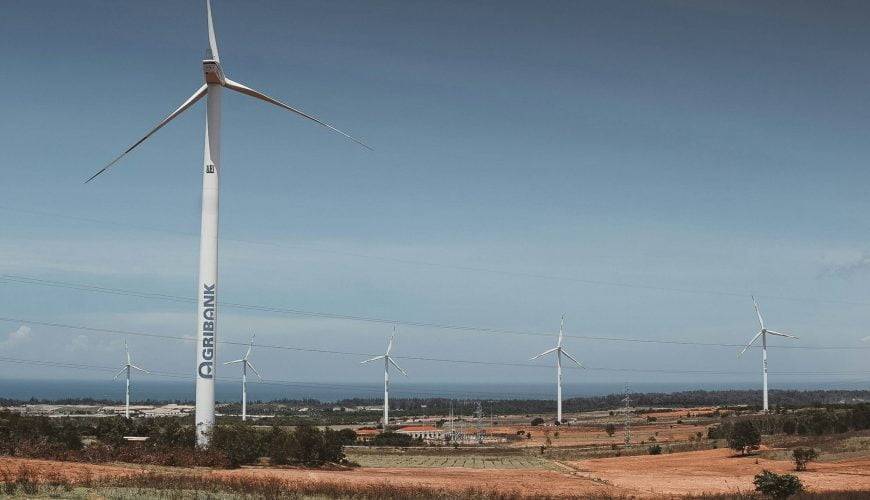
top-left (113, 366), bottom-right (126, 380)
top-left (85, 84), bottom-right (208, 183)
top-left (388, 357), bottom-right (407, 376)
top-left (765, 330), bottom-right (798, 339)
top-left (361, 355), bottom-right (385, 364)
top-left (246, 361), bottom-right (263, 381)
top-left (752, 295), bottom-right (765, 330)
top-left (206, 0), bottom-right (220, 62)
top-left (131, 364), bottom-right (149, 374)
top-left (738, 331), bottom-right (762, 358)
top-left (558, 314), bottom-right (565, 347)
top-left (244, 334), bottom-right (254, 360)
top-left (223, 78), bottom-right (373, 150)
top-left (530, 347), bottom-right (558, 360)
top-left (561, 349), bottom-right (585, 368)
top-left (223, 359), bottom-right (245, 365)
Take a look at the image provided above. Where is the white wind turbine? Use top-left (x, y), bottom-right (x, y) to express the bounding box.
top-left (738, 296), bottom-right (798, 412)
top-left (113, 340), bottom-right (149, 419)
top-left (530, 314), bottom-right (584, 424)
top-left (86, 0), bottom-right (369, 447)
top-left (361, 327), bottom-right (406, 430)
top-left (224, 333), bottom-right (262, 421)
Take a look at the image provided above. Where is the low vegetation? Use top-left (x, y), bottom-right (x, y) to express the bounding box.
top-left (0, 463), bottom-right (532, 499)
top-left (753, 470), bottom-right (803, 498)
top-left (791, 447), bottom-right (818, 471)
top-left (0, 411), bottom-right (356, 469)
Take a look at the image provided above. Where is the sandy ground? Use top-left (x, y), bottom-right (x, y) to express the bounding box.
top-left (0, 447), bottom-right (867, 498)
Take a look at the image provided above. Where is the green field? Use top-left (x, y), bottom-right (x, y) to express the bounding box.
top-left (344, 451), bottom-right (557, 470)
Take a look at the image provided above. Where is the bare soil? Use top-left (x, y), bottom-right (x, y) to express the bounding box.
top-left (1, 446), bottom-right (867, 498)
top-left (566, 448), bottom-right (870, 497)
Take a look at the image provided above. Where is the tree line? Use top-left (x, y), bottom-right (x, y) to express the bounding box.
top-left (0, 411), bottom-right (356, 468)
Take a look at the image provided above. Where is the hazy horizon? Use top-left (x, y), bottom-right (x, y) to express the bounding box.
top-left (1, 379), bottom-right (866, 404)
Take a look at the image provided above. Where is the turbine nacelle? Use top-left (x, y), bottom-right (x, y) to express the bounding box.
top-left (202, 59), bottom-right (226, 85)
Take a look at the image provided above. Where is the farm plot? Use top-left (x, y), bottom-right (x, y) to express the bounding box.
top-left (345, 451), bottom-right (557, 470)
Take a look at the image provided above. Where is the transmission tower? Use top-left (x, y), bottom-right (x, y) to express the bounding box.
top-left (622, 384), bottom-right (632, 448)
top-left (449, 400), bottom-right (457, 444)
top-left (475, 401), bottom-right (484, 444)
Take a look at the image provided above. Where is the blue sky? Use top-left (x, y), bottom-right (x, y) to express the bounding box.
top-left (0, 1), bottom-right (868, 398)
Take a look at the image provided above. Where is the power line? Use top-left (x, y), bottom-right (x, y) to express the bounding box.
top-left (1, 275), bottom-right (868, 351)
top-left (2, 205), bottom-right (868, 307)
top-left (0, 316), bottom-right (867, 377)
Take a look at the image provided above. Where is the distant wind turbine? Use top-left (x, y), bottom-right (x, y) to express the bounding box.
top-left (361, 326), bottom-right (406, 430)
top-left (738, 296), bottom-right (798, 412)
top-left (86, 0), bottom-right (370, 447)
top-left (530, 314), bottom-right (584, 424)
top-left (224, 333), bottom-right (262, 421)
top-left (113, 340), bottom-right (149, 419)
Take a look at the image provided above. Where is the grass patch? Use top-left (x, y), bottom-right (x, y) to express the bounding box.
top-left (345, 450), bottom-right (555, 470)
top-left (0, 463), bottom-right (540, 499)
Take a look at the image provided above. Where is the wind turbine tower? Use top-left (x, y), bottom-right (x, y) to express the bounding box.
top-left (361, 326), bottom-right (407, 430)
top-left (113, 340), bottom-right (149, 419)
top-left (738, 296), bottom-right (798, 412)
top-left (87, 0), bottom-right (370, 447)
top-left (530, 314), bottom-right (585, 424)
top-left (224, 333), bottom-right (262, 421)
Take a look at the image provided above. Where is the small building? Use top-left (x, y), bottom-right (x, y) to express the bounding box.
top-left (354, 428), bottom-right (381, 443)
top-left (396, 425), bottom-right (445, 442)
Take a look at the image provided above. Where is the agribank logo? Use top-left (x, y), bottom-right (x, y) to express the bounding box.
top-left (198, 283), bottom-right (216, 378)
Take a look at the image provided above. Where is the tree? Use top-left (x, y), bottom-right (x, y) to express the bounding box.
top-left (530, 417), bottom-right (544, 426)
top-left (792, 447), bottom-right (818, 471)
top-left (210, 424), bottom-right (262, 468)
top-left (265, 426), bottom-right (295, 466)
top-left (753, 470), bottom-right (802, 498)
top-left (727, 420), bottom-right (761, 455)
top-left (648, 444), bottom-right (662, 455)
top-left (292, 424), bottom-right (324, 465)
top-left (605, 423), bottom-right (616, 437)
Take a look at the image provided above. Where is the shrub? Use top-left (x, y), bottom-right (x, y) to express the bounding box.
top-left (792, 447), bottom-right (818, 471)
top-left (530, 417), bottom-right (544, 426)
top-left (368, 432), bottom-right (414, 447)
top-left (210, 424), bottom-right (262, 468)
top-left (753, 470), bottom-right (802, 498)
top-left (728, 420), bottom-right (760, 455)
top-left (605, 423), bottom-right (616, 437)
top-left (265, 426), bottom-right (295, 465)
top-left (648, 444), bottom-right (662, 455)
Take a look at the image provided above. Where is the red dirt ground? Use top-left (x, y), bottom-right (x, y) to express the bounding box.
top-left (568, 448), bottom-right (870, 497)
top-left (1, 447), bottom-right (867, 498)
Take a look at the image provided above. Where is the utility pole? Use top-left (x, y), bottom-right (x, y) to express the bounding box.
top-left (622, 384), bottom-right (632, 448)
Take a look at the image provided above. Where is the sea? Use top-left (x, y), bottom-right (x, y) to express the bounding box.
top-left (0, 379), bottom-right (865, 404)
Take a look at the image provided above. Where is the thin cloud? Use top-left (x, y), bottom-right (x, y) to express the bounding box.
top-left (818, 252), bottom-right (870, 280)
top-left (1, 325), bottom-right (32, 348)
